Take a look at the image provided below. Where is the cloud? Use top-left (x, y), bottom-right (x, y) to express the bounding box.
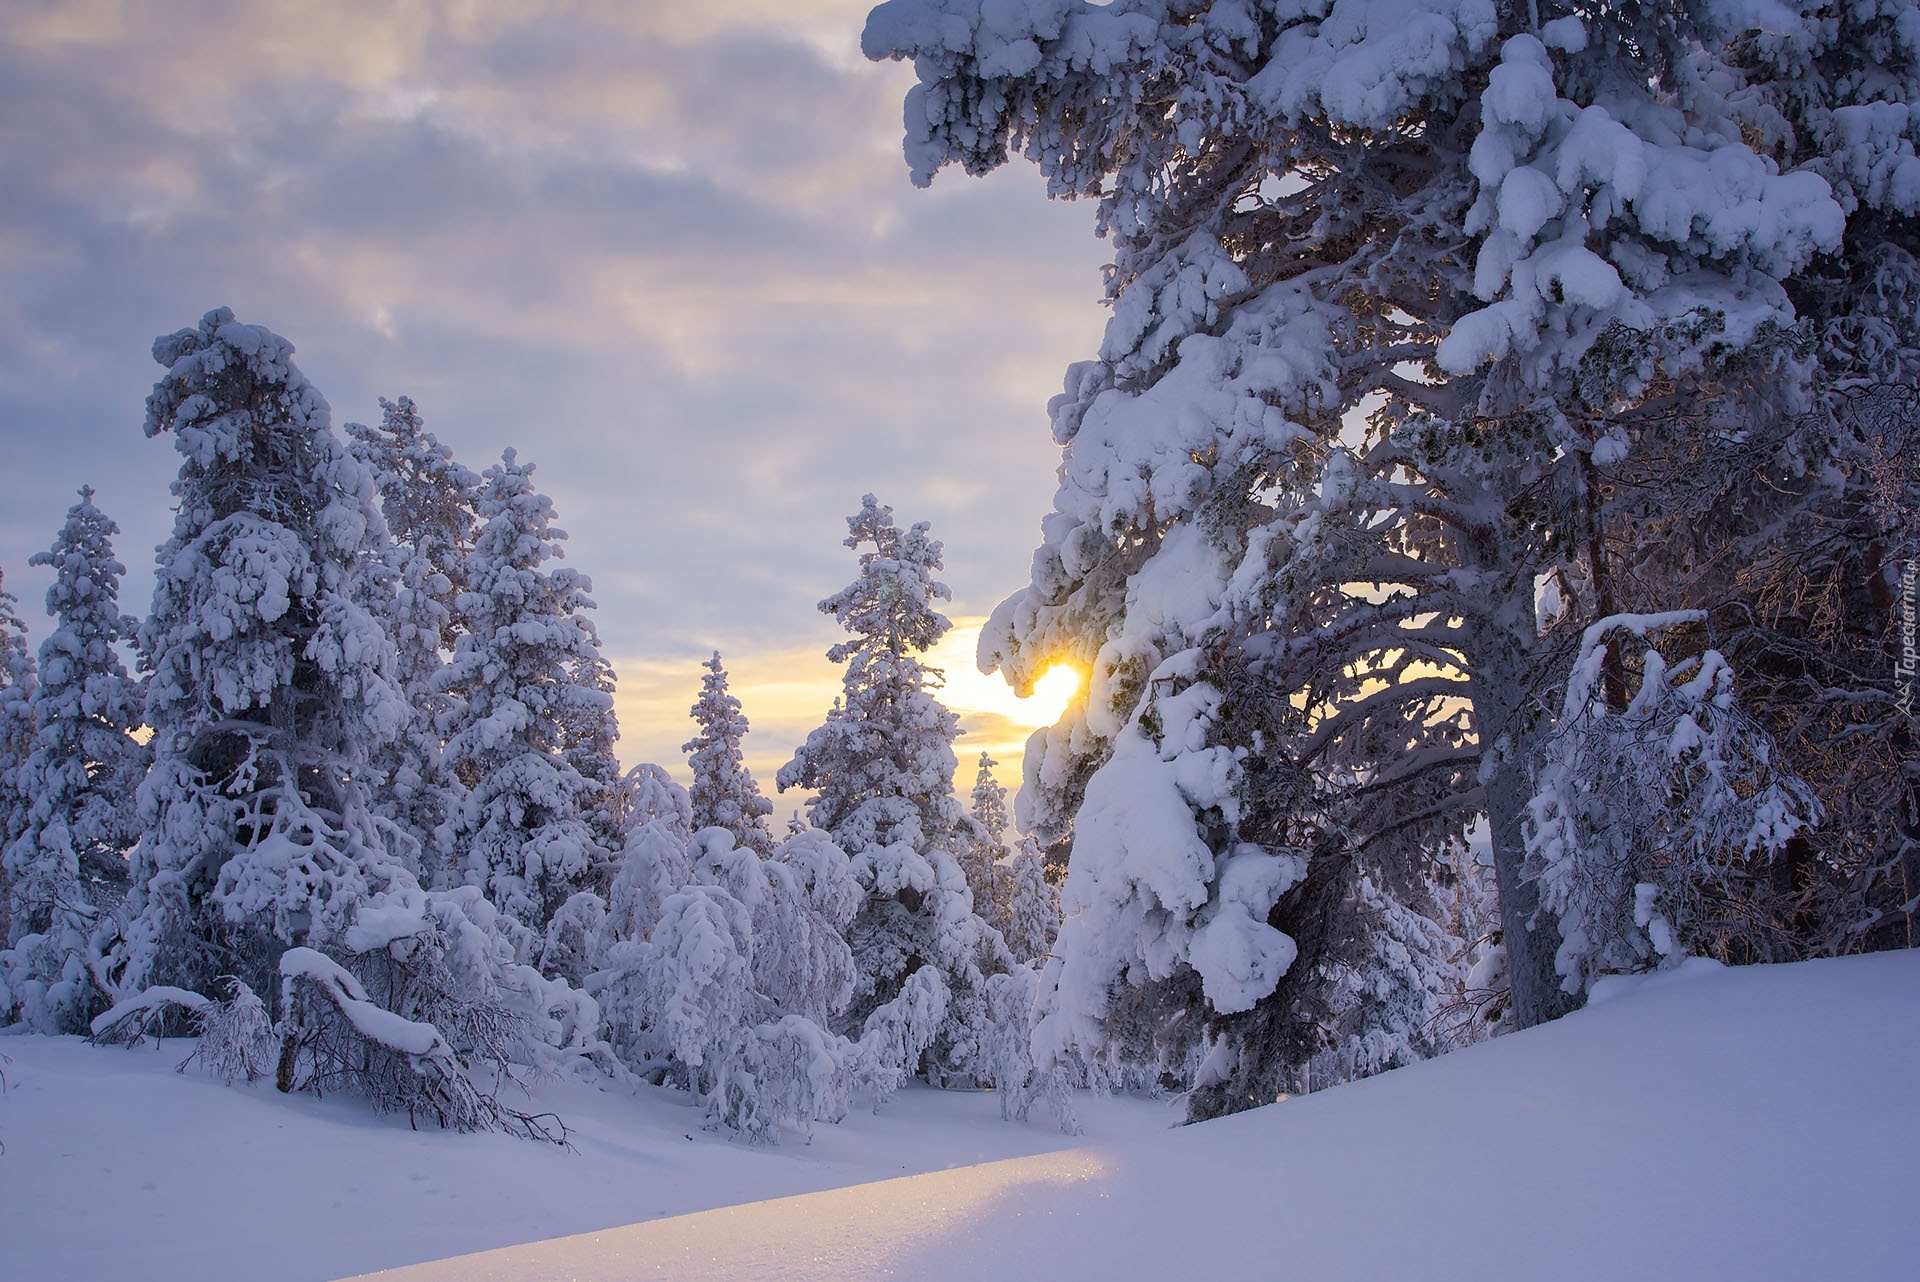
top-left (0, 0), bottom-right (1109, 806)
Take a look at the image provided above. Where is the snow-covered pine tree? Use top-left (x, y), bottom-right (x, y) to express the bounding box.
top-left (960, 752), bottom-right (1012, 931)
top-left (1001, 833), bottom-right (1060, 967)
top-left (684, 652), bottom-right (775, 855)
top-left (0, 489), bottom-right (147, 1032)
top-left (589, 768), bottom-right (696, 1032)
top-left (436, 449), bottom-right (611, 944)
top-left (95, 311), bottom-right (592, 1135)
top-left (620, 761), bottom-right (694, 844)
top-left (345, 395), bottom-right (481, 878)
top-left (1184, 851), bottom-right (1471, 1115)
top-left (866, 0), bottom-right (1858, 1091)
top-left (777, 495), bottom-right (1008, 1085)
top-left (107, 308), bottom-right (414, 1007)
top-left (780, 497), bottom-right (965, 854)
top-left (0, 570), bottom-right (38, 946)
top-left (561, 645), bottom-right (627, 856)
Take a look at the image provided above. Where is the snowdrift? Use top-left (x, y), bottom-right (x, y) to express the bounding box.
top-left (352, 951), bottom-right (1919, 1281)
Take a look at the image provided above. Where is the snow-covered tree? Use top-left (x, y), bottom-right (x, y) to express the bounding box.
top-left (436, 449), bottom-right (612, 940)
top-left (1185, 852), bottom-right (1472, 1116)
top-left (620, 762), bottom-right (694, 844)
top-left (0, 490), bottom-right (147, 1032)
top-left (0, 571), bottom-right (38, 948)
top-left (1528, 614), bottom-right (1822, 993)
top-left (780, 496), bottom-right (966, 853)
top-left (1001, 834), bottom-right (1060, 967)
top-left (778, 496), bottom-right (1008, 1085)
top-left (590, 820), bottom-right (941, 1140)
top-left (562, 646), bottom-right (627, 856)
top-left (959, 753), bottom-right (1011, 930)
top-left (107, 308), bottom-right (413, 1006)
top-left (92, 310), bottom-right (585, 1134)
top-left (965, 756), bottom-right (1063, 968)
top-left (684, 652), bottom-right (774, 855)
top-left (1589, 0), bottom-right (1920, 946)
top-left (864, 0), bottom-right (1873, 1087)
top-left (345, 395), bottom-right (481, 876)
top-left (982, 963), bottom-right (1080, 1133)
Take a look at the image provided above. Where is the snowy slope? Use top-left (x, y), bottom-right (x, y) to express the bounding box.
top-left (353, 951), bottom-right (1920, 1282)
top-left (0, 1036), bottom-right (1170, 1282)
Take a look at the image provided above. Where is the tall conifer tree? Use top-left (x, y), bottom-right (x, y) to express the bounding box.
top-left (0, 490), bottom-right (147, 1031)
top-left (865, 0), bottom-right (1876, 1104)
top-left (684, 652), bottom-right (775, 854)
top-left (110, 309), bottom-right (413, 1004)
top-left (436, 450), bottom-right (611, 937)
top-left (779, 496), bottom-right (1008, 1084)
top-left (345, 396), bottom-right (481, 877)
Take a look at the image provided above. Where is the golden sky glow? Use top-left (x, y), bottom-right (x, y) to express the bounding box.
top-left (610, 618), bottom-right (1080, 821)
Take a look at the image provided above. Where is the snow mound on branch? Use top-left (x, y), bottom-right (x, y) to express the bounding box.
top-left (1439, 30), bottom-right (1845, 377)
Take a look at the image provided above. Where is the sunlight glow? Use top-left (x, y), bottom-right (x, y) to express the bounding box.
top-left (1024, 662), bottom-right (1085, 724)
top-left (925, 624), bottom-right (1085, 734)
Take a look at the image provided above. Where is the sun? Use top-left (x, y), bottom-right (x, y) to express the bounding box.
top-left (922, 625), bottom-right (1089, 734)
top-left (1022, 662), bottom-right (1085, 724)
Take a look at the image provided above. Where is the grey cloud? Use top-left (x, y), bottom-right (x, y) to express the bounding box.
top-left (0, 1), bottom-right (1110, 770)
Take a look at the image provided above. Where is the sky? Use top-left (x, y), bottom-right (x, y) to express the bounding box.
top-left (0, 0), bottom-right (1114, 811)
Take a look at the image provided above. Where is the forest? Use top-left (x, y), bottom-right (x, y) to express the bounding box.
top-left (3, 0), bottom-right (1917, 1164)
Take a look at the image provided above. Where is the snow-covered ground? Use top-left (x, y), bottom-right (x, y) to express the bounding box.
top-left (357, 951), bottom-right (1918, 1282)
top-left (5, 951), bottom-right (1915, 1282)
top-left (0, 1032), bottom-right (1172, 1282)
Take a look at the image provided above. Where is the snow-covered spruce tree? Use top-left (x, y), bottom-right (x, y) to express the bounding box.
top-left (435, 449), bottom-right (614, 945)
top-left (777, 496), bottom-right (1009, 1086)
top-left (684, 652), bottom-right (775, 855)
top-left (866, 0), bottom-right (1854, 1090)
top-left (959, 752), bottom-right (1012, 931)
top-left (1002, 833), bottom-right (1060, 966)
top-left (1184, 851), bottom-right (1473, 1114)
top-left (0, 489), bottom-right (147, 1032)
top-left (596, 820), bottom-right (695, 1051)
top-left (0, 571), bottom-right (39, 946)
top-left (982, 961), bottom-right (1080, 1133)
top-left (97, 310), bottom-right (586, 1135)
top-left (345, 396), bottom-right (482, 878)
top-left (108, 308), bottom-right (414, 1006)
top-left (621, 761), bottom-right (694, 843)
top-left (562, 645), bottom-right (628, 856)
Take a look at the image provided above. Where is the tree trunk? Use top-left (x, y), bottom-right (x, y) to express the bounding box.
top-left (1469, 582), bottom-right (1578, 1030)
top-left (275, 1029), bottom-right (300, 1094)
top-left (1482, 749), bottom-right (1576, 1028)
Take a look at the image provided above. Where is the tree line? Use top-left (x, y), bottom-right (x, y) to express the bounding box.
top-left (6, 0), bottom-right (1919, 1141)
top-left (0, 312), bottom-right (1061, 1138)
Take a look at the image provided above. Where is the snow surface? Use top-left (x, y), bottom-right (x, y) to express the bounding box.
top-left (0, 1033), bottom-right (1169, 1282)
top-left (5, 951), bottom-right (1914, 1281)
top-left (351, 951), bottom-right (1917, 1282)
